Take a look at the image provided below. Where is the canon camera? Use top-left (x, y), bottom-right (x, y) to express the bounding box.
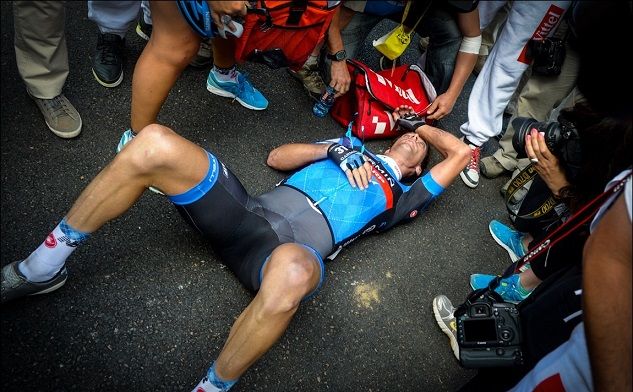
top-left (455, 290), bottom-right (523, 368)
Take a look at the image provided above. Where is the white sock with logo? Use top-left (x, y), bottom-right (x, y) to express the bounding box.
top-left (191, 377), bottom-right (222, 392)
top-left (18, 219), bottom-right (89, 282)
top-left (212, 65), bottom-right (238, 82)
top-left (192, 362), bottom-right (237, 392)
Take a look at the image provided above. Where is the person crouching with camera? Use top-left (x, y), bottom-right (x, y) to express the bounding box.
top-left (430, 101), bottom-right (632, 391)
top-left (467, 106), bottom-right (585, 305)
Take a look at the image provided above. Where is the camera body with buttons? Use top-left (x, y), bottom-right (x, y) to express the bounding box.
top-left (455, 291), bottom-right (524, 368)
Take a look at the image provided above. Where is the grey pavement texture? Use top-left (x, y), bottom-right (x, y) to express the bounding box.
top-left (1, 3), bottom-right (512, 391)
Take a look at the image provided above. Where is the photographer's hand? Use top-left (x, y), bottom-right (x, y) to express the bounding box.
top-left (525, 129), bottom-right (570, 197)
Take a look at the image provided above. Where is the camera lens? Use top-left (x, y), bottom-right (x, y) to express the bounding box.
top-left (512, 117), bottom-right (539, 158)
top-left (512, 117), bottom-right (563, 158)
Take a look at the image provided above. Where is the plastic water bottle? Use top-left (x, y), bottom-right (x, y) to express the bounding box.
top-left (313, 86), bottom-right (336, 117)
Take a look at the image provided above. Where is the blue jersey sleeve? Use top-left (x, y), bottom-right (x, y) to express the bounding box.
top-left (388, 171), bottom-right (445, 227)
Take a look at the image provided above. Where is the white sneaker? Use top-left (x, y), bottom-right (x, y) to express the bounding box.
top-left (460, 142), bottom-right (481, 188)
top-left (432, 295), bottom-right (459, 360)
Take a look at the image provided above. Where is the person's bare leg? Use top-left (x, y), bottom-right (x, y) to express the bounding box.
top-left (212, 36), bottom-right (236, 68)
top-left (518, 267), bottom-right (540, 291)
top-left (130, 1), bottom-right (201, 131)
top-left (66, 124), bottom-right (209, 232)
top-left (521, 233), bottom-right (534, 251)
top-left (212, 244), bottom-right (322, 381)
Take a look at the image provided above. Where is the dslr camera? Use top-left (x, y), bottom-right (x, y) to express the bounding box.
top-left (455, 290), bottom-right (523, 368)
top-left (512, 112), bottom-right (582, 178)
top-left (527, 37), bottom-right (566, 76)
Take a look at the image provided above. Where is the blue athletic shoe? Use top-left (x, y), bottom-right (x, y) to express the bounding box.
top-left (116, 128), bottom-right (136, 153)
top-left (489, 220), bottom-right (527, 262)
top-left (469, 273), bottom-right (531, 303)
top-left (206, 70), bottom-right (268, 110)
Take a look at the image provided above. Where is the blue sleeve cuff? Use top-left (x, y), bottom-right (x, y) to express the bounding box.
top-left (421, 172), bottom-right (444, 197)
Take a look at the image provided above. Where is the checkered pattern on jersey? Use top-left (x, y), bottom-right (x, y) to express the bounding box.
top-left (285, 159), bottom-right (387, 244)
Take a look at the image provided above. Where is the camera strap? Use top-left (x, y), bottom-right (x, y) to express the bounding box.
top-left (489, 172), bottom-right (631, 292)
top-left (505, 163), bottom-right (559, 220)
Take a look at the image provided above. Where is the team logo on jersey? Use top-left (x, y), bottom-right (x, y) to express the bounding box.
top-left (409, 210), bottom-right (418, 218)
top-left (44, 233), bottom-right (57, 248)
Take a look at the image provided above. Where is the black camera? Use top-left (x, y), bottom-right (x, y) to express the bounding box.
top-left (527, 37), bottom-right (566, 76)
top-left (512, 113), bottom-right (582, 178)
top-left (455, 291), bottom-right (523, 368)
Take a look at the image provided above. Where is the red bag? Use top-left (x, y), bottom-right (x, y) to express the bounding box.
top-left (235, 0), bottom-right (338, 71)
top-left (331, 59), bottom-right (437, 139)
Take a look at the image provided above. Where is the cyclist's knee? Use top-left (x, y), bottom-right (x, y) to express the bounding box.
top-left (122, 124), bottom-right (180, 173)
top-left (259, 244), bottom-right (321, 313)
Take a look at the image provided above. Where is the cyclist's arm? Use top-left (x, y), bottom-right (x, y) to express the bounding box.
top-left (416, 124), bottom-right (470, 188)
top-left (267, 143), bottom-right (331, 171)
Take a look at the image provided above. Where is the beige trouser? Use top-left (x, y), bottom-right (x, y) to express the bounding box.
top-left (14, 1), bottom-right (68, 99)
top-left (494, 38), bottom-right (582, 172)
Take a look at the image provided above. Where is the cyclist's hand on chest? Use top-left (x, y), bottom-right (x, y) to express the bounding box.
top-left (327, 143), bottom-right (373, 189)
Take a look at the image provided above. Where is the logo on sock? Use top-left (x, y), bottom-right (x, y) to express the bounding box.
top-left (45, 233), bottom-right (57, 248)
top-left (57, 235), bottom-right (82, 248)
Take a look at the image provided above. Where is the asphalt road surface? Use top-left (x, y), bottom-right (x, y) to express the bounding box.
top-left (1, 3), bottom-right (513, 391)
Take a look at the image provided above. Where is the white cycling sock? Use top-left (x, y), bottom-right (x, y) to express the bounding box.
top-left (191, 377), bottom-right (222, 392)
top-left (191, 362), bottom-right (237, 392)
top-left (19, 219), bottom-right (89, 282)
top-left (212, 65), bottom-right (238, 82)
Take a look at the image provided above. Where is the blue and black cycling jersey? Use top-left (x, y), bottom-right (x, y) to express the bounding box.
top-left (283, 135), bottom-right (444, 247)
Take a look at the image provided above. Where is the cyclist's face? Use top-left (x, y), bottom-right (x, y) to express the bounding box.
top-left (384, 132), bottom-right (427, 178)
top-left (391, 132), bottom-right (427, 165)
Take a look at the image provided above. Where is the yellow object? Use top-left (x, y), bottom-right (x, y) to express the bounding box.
top-left (372, 1), bottom-right (429, 61)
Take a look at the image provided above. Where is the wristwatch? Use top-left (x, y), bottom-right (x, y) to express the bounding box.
top-left (327, 49), bottom-right (347, 62)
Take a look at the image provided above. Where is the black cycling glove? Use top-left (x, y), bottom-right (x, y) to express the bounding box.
top-left (396, 113), bottom-right (426, 133)
top-left (327, 143), bottom-right (365, 172)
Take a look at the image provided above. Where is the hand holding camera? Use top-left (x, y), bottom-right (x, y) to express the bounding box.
top-left (512, 116), bottom-right (578, 196)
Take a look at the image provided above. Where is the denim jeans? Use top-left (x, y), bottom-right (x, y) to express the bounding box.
top-left (325, 6), bottom-right (462, 95)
